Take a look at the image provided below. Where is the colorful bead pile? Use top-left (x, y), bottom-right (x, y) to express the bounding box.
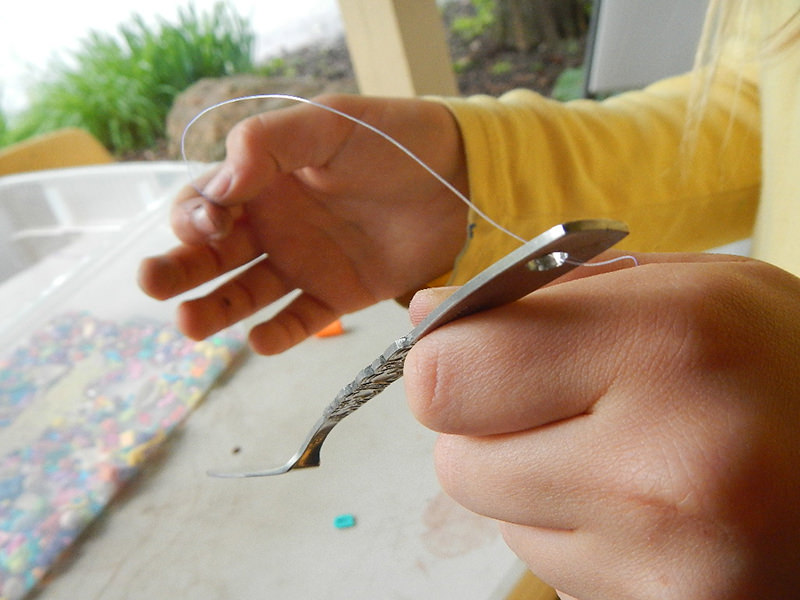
top-left (0, 312), bottom-right (244, 599)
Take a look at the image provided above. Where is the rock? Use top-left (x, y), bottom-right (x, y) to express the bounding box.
top-left (166, 74), bottom-right (356, 162)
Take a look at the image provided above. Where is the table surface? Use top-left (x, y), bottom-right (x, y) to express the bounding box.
top-left (1, 164), bottom-right (524, 599)
top-left (37, 300), bottom-right (523, 599)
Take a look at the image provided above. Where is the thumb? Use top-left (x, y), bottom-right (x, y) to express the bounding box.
top-left (408, 287), bottom-right (458, 326)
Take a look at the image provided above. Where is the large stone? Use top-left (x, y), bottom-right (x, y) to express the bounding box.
top-left (167, 75), bottom-right (356, 162)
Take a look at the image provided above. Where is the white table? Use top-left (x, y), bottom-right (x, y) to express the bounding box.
top-left (0, 164), bottom-right (524, 599)
top-left (40, 301), bottom-right (523, 599)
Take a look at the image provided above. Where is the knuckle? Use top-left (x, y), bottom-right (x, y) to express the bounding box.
top-left (227, 116), bottom-right (265, 156)
top-left (311, 92), bottom-right (349, 108)
top-left (667, 262), bottom-right (772, 371)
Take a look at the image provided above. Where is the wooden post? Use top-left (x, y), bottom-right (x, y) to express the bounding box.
top-left (336, 0), bottom-right (459, 97)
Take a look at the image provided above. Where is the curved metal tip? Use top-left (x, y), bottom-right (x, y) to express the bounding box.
top-left (206, 464), bottom-right (293, 478)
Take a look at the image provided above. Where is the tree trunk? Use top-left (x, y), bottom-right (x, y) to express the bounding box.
top-left (508, 0), bottom-right (532, 52)
top-left (495, 0), bottom-right (589, 51)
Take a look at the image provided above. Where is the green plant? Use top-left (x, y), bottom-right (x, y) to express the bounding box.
top-left (490, 60), bottom-right (513, 76)
top-left (452, 0), bottom-right (497, 42)
top-left (258, 57), bottom-right (292, 78)
top-left (452, 57), bottom-right (475, 75)
top-left (551, 66), bottom-right (585, 101)
top-left (9, 2), bottom-right (255, 155)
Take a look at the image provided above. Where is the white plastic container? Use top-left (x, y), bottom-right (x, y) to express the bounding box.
top-left (0, 162), bottom-right (194, 284)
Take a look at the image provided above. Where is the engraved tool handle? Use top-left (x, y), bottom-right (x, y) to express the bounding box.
top-left (324, 337), bottom-right (413, 422)
top-left (319, 218), bottom-right (629, 426)
top-left (209, 219), bottom-right (629, 477)
top-left (286, 338), bottom-right (414, 471)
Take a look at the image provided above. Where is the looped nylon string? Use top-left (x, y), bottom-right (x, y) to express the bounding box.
top-left (181, 94), bottom-right (639, 269)
top-left (181, 94), bottom-right (526, 244)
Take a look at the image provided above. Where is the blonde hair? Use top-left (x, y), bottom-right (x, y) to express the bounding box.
top-left (682, 1), bottom-right (800, 160)
top-left (691, 1), bottom-right (800, 94)
top-left (695, 1), bottom-right (800, 66)
top-left (686, 1), bottom-right (755, 135)
top-left (695, 0), bottom-right (756, 68)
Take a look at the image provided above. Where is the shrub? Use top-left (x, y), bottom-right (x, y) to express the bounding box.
top-left (7, 2), bottom-right (255, 155)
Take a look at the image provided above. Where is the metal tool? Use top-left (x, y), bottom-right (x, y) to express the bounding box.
top-left (209, 219), bottom-right (629, 478)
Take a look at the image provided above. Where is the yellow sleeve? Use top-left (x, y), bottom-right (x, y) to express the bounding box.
top-left (439, 67), bottom-right (761, 284)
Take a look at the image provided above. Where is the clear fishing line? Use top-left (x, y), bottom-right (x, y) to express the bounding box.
top-left (180, 93), bottom-right (527, 244)
top-left (181, 94), bottom-right (638, 268)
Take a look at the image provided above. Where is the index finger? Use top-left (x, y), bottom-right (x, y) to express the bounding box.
top-left (137, 223), bottom-right (260, 301)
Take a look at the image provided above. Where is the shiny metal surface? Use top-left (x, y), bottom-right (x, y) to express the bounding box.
top-left (209, 219), bottom-right (629, 478)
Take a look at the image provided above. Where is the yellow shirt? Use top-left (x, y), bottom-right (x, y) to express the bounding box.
top-left (440, 4), bottom-right (799, 283)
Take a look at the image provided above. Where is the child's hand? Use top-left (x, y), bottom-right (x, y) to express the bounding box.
top-left (138, 95), bottom-right (468, 354)
top-left (405, 253), bottom-right (800, 600)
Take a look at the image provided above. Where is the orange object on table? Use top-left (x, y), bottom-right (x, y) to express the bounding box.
top-left (315, 319), bottom-right (345, 338)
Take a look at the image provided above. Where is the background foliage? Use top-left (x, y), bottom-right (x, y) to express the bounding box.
top-left (0, 0), bottom-right (590, 157)
top-left (1, 2), bottom-right (254, 154)
top-left (454, 0), bottom-right (591, 51)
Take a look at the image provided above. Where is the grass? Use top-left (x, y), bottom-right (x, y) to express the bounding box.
top-left (3, 2), bottom-right (255, 155)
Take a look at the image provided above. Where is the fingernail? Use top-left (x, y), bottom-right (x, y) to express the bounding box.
top-left (191, 204), bottom-right (217, 235)
top-left (202, 170), bottom-right (231, 201)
